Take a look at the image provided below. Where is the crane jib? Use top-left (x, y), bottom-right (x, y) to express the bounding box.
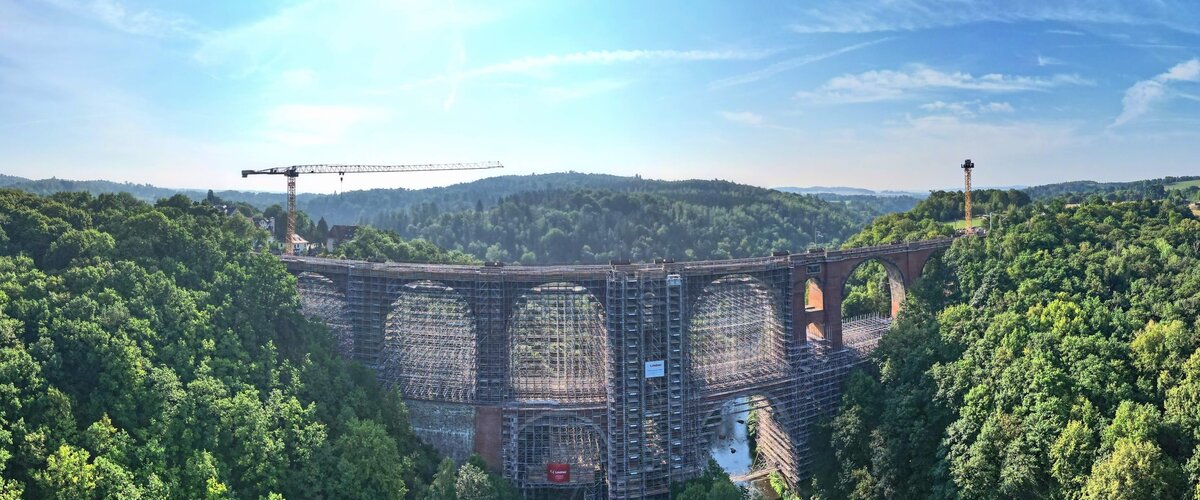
top-left (240, 161), bottom-right (503, 255)
top-left (241, 162), bottom-right (503, 177)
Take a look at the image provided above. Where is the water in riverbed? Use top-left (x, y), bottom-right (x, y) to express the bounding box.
top-left (709, 397), bottom-right (753, 476)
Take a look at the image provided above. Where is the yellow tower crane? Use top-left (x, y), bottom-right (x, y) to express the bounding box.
top-left (961, 159), bottom-right (975, 234)
top-left (241, 162), bottom-right (503, 254)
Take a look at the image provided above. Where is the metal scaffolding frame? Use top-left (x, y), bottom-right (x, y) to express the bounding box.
top-left (380, 280), bottom-right (478, 403)
top-left (509, 282), bottom-right (608, 404)
top-left (296, 272), bottom-right (354, 357)
top-left (505, 408), bottom-right (608, 499)
top-left (283, 239), bottom-right (950, 499)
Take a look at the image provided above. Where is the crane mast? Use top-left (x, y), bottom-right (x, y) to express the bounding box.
top-left (961, 159), bottom-right (975, 234)
top-left (241, 161), bottom-right (503, 254)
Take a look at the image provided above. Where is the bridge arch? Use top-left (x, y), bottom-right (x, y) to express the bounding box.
top-left (511, 413), bottom-right (606, 493)
top-left (840, 257), bottom-right (907, 320)
top-left (918, 247), bottom-right (951, 281)
top-left (296, 272), bottom-right (353, 357)
top-left (688, 274), bottom-right (788, 392)
top-left (381, 280), bottom-right (477, 402)
top-left (697, 390), bottom-right (796, 488)
top-left (508, 282), bottom-right (608, 404)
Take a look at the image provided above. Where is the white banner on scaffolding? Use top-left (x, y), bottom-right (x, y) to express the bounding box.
top-left (645, 360), bottom-right (665, 378)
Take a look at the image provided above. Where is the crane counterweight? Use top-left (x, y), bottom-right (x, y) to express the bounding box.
top-left (242, 161), bottom-right (503, 254)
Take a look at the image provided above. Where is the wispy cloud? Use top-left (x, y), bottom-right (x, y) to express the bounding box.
top-left (263, 104), bottom-right (387, 146)
top-left (194, 0), bottom-right (501, 78)
top-left (708, 38), bottom-right (893, 90)
top-left (1111, 58), bottom-right (1200, 127)
top-left (980, 101), bottom-right (1015, 113)
top-left (44, 0), bottom-right (201, 38)
top-left (407, 48), bottom-right (773, 89)
top-left (796, 65), bottom-right (1091, 103)
top-left (790, 0), bottom-right (1198, 35)
top-left (1036, 53), bottom-right (1065, 66)
top-left (920, 100), bottom-right (1014, 116)
top-left (1046, 29), bottom-right (1086, 36)
top-left (718, 111), bottom-right (765, 126)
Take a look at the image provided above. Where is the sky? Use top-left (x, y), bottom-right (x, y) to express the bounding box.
top-left (2, 0), bottom-right (1199, 194)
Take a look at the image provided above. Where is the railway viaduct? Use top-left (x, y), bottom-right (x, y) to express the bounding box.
top-left (285, 238), bottom-right (952, 499)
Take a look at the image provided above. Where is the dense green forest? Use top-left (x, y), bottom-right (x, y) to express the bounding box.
top-left (0, 190), bottom-right (515, 499)
top-left (1023, 175), bottom-right (1200, 203)
top-left (3, 173), bottom-right (924, 243)
top-left (369, 181), bottom-right (896, 264)
top-left (799, 195), bottom-right (1200, 499)
top-left (809, 194), bottom-right (921, 217)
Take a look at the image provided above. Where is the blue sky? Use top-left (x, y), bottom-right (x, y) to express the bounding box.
top-left (2, 0), bottom-right (1199, 193)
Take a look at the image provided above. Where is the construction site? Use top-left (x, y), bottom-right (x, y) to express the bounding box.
top-left (285, 238), bottom-right (951, 499)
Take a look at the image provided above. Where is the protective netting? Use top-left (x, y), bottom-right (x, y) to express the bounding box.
top-left (689, 275), bottom-right (786, 390)
top-left (509, 283), bottom-right (607, 403)
top-left (296, 272), bottom-right (354, 357)
top-left (381, 280), bottom-right (477, 402)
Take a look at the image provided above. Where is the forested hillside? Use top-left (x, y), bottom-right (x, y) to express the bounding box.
top-left (370, 181), bottom-right (890, 264)
top-left (0, 190), bottom-right (514, 499)
top-left (803, 197), bottom-right (1200, 499)
top-left (1024, 175), bottom-right (1200, 202)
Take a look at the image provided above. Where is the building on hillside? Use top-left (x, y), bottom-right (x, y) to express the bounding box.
top-left (252, 216), bottom-right (276, 241)
top-left (326, 225), bottom-right (360, 251)
top-left (289, 234), bottom-right (310, 254)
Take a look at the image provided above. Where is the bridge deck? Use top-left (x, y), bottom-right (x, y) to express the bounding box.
top-left (282, 237), bottom-right (953, 278)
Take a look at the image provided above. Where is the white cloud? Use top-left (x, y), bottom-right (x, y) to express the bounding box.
top-left (920, 101), bottom-right (972, 115)
top-left (44, 0), bottom-right (201, 38)
top-left (194, 0), bottom-right (500, 78)
top-left (262, 104), bottom-right (387, 146)
top-left (920, 100), bottom-right (1015, 116)
top-left (1112, 58), bottom-right (1200, 127)
top-left (797, 65), bottom-right (1090, 103)
top-left (407, 48), bottom-right (772, 90)
top-left (718, 111), bottom-right (765, 126)
top-left (1036, 54), bottom-right (1065, 66)
top-left (1163, 58), bottom-right (1200, 81)
top-left (980, 101), bottom-right (1015, 113)
top-left (790, 0), bottom-right (1198, 35)
top-left (708, 38), bottom-right (893, 90)
top-left (1046, 29), bottom-right (1086, 36)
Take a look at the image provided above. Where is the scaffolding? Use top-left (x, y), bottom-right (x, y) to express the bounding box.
top-left (605, 270), bottom-right (686, 498)
top-left (276, 241), bottom-right (956, 498)
top-left (687, 274), bottom-right (788, 392)
top-left (380, 280), bottom-right (478, 403)
top-left (296, 272), bottom-right (354, 357)
top-left (506, 410), bottom-right (607, 499)
top-left (842, 314), bottom-right (891, 355)
top-left (508, 282), bottom-right (608, 404)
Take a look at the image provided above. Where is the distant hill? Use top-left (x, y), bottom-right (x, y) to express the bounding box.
top-left (0, 171), bottom-right (983, 228)
top-left (776, 185), bottom-right (927, 197)
top-left (368, 178), bottom-right (900, 263)
top-left (289, 172), bottom-right (655, 225)
top-left (1023, 175), bottom-right (1200, 202)
top-left (0, 175), bottom-right (290, 206)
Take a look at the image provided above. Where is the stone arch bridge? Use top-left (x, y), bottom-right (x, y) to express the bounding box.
top-left (284, 238), bottom-right (952, 499)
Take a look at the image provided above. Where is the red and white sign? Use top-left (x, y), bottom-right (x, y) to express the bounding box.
top-left (547, 463), bottom-right (570, 483)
